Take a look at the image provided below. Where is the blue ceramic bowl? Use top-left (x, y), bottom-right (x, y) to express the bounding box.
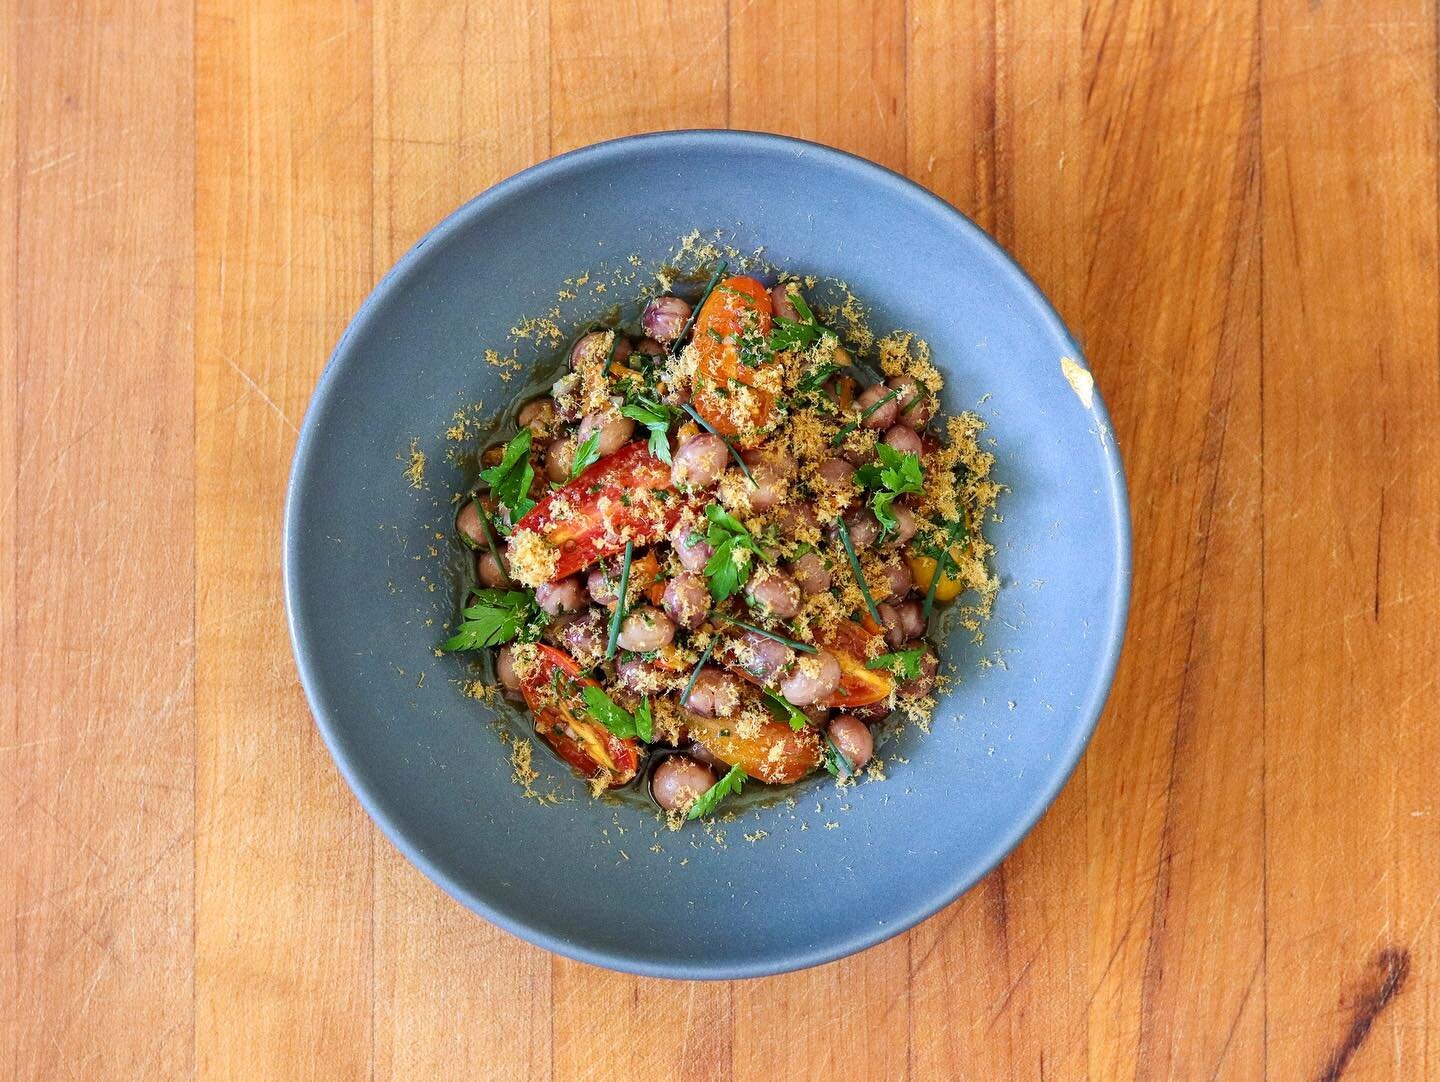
top-left (284, 131), bottom-right (1130, 979)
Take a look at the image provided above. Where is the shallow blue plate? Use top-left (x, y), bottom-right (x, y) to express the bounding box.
top-left (284, 131), bottom-right (1130, 979)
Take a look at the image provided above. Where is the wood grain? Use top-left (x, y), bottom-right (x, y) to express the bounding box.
top-left (1260, 2), bottom-right (1440, 1078)
top-left (6, 1), bottom-right (195, 1076)
top-left (194, 1), bottom-right (374, 1076)
top-left (6, 0), bottom-right (1440, 1077)
top-left (371, 3), bottom-right (553, 1077)
top-left (906, 3), bottom-right (1090, 1078)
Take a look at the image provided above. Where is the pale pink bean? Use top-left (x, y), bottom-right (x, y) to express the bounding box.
top-left (745, 567), bottom-right (801, 619)
top-left (536, 575), bottom-right (586, 615)
top-left (898, 647), bottom-right (939, 697)
top-left (778, 649), bottom-right (841, 707)
top-left (641, 295), bottom-right (693, 344)
top-left (743, 462), bottom-right (788, 513)
top-left (787, 551), bottom-right (832, 596)
top-left (827, 716), bottom-right (874, 769)
top-left (671, 433), bottom-right (729, 489)
top-left (650, 756), bottom-right (716, 813)
top-left (882, 425), bottom-right (923, 457)
top-left (888, 504), bottom-right (919, 545)
top-left (857, 384), bottom-right (899, 429)
top-left (545, 437), bottom-right (575, 483)
top-left (476, 550), bottom-right (507, 588)
top-left (887, 374), bottom-right (935, 427)
top-left (559, 609), bottom-right (606, 665)
top-left (876, 556), bottom-right (913, 602)
top-left (578, 411), bottom-right (636, 457)
top-left (817, 457), bottom-right (854, 487)
top-left (663, 572), bottom-right (711, 630)
top-left (569, 331), bottom-right (609, 370)
top-left (838, 507), bottom-right (880, 548)
top-left (733, 630), bottom-right (794, 682)
top-left (517, 398), bottom-right (555, 436)
top-left (617, 605), bottom-right (676, 653)
top-left (455, 501), bottom-right (486, 548)
top-left (634, 337), bottom-right (665, 357)
top-left (587, 565), bottom-right (619, 605)
top-left (496, 646), bottom-right (521, 691)
top-left (682, 667), bottom-right (743, 717)
top-left (671, 523), bottom-right (713, 573)
top-left (770, 282), bottom-right (800, 322)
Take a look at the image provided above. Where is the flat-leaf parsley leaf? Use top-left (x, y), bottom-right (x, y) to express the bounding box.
top-left (687, 763), bottom-right (746, 819)
top-left (479, 429), bottom-right (537, 527)
top-left (440, 589), bottom-right (539, 651)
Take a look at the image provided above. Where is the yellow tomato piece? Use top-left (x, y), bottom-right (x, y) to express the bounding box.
top-left (909, 553), bottom-right (965, 602)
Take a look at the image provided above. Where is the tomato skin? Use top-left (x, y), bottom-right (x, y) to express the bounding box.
top-left (716, 620), bottom-right (894, 710)
top-left (690, 276), bottom-right (776, 447)
top-left (686, 711), bottom-right (821, 785)
top-left (819, 620), bottom-right (895, 709)
top-left (514, 441), bottom-right (686, 581)
top-left (519, 645), bottom-right (641, 787)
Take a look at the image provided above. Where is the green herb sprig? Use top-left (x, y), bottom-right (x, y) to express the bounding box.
top-left (823, 734), bottom-right (857, 780)
top-left (717, 613), bottom-right (817, 654)
top-left (669, 261), bottom-right (728, 355)
top-left (831, 388), bottom-right (902, 446)
top-left (768, 289), bottom-right (828, 353)
top-left (702, 505), bottom-right (767, 602)
top-left (835, 517), bottom-right (884, 625)
top-left (568, 431), bottom-right (602, 480)
top-left (761, 690), bottom-right (810, 731)
top-left (866, 647), bottom-right (925, 681)
top-left (855, 444), bottom-right (924, 537)
top-left (440, 589), bottom-right (539, 652)
top-left (687, 763), bottom-right (746, 820)
top-left (621, 397), bottom-right (678, 465)
top-left (580, 685), bottom-right (652, 741)
top-left (479, 429), bottom-right (538, 527)
top-left (604, 542), bottom-right (634, 660)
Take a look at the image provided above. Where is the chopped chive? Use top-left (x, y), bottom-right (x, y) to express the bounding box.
top-left (824, 733), bottom-right (857, 779)
top-left (922, 518), bottom-right (968, 620)
top-left (679, 638), bottom-right (717, 707)
top-left (835, 518), bottom-right (883, 625)
top-left (475, 504), bottom-right (514, 588)
top-left (831, 387), bottom-right (902, 445)
top-left (605, 542), bottom-right (634, 660)
top-left (717, 614), bottom-right (818, 654)
top-left (679, 403), bottom-right (756, 486)
top-left (669, 261), bottom-right (728, 356)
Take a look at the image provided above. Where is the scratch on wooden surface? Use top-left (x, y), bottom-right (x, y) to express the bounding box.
top-left (224, 355), bottom-right (299, 434)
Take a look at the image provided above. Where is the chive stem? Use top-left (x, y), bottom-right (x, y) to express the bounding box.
top-left (679, 638), bottom-right (717, 707)
top-left (921, 518), bottom-right (967, 621)
top-left (669, 261), bottom-right (728, 356)
top-left (474, 504), bottom-right (514, 588)
top-left (832, 387), bottom-right (902, 445)
top-left (679, 403), bottom-right (756, 486)
top-left (835, 518), bottom-right (883, 625)
top-left (718, 614), bottom-right (818, 654)
top-left (605, 542), bottom-right (634, 660)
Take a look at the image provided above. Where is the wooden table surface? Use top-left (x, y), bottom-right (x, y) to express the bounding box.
top-left (5, 0), bottom-right (1438, 1078)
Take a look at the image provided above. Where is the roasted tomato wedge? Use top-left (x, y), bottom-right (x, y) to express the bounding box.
top-left (689, 275), bottom-right (776, 447)
top-left (716, 619), bottom-right (894, 710)
top-left (817, 619), bottom-right (894, 708)
top-left (686, 709), bottom-right (821, 785)
top-left (512, 440), bottom-right (686, 581)
top-left (519, 645), bottom-right (641, 787)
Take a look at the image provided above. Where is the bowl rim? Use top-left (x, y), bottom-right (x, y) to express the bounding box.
top-left (283, 128), bottom-right (1132, 980)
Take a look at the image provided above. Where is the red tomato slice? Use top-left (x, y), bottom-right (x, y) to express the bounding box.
top-left (519, 645), bottom-right (641, 787)
top-left (690, 275), bottom-right (776, 448)
top-left (715, 619), bottom-right (894, 710)
top-left (513, 441), bottom-right (686, 581)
